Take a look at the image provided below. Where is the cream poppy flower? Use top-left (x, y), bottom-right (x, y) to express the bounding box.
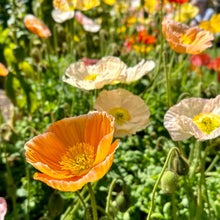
top-left (94, 89), bottom-right (151, 137)
top-left (63, 56), bottom-right (127, 90)
top-left (164, 95), bottom-right (220, 141)
top-left (121, 59), bottom-right (155, 83)
top-left (51, 8), bottom-right (75, 23)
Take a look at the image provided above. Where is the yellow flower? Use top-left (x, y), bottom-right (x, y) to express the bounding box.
top-left (94, 89), bottom-right (151, 137)
top-left (25, 112), bottom-right (118, 191)
top-left (174, 3), bottom-right (199, 23)
top-left (144, 0), bottom-right (157, 13)
top-left (103, 0), bottom-right (116, 5)
top-left (164, 95), bottom-right (220, 141)
top-left (53, 0), bottom-right (100, 11)
top-left (199, 14), bottom-right (220, 34)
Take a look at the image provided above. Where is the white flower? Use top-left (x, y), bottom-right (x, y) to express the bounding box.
top-left (63, 56), bottom-right (126, 90)
top-left (94, 88), bottom-right (150, 137)
top-left (51, 8), bottom-right (74, 23)
top-left (121, 59), bottom-right (155, 83)
top-left (164, 95), bottom-right (220, 141)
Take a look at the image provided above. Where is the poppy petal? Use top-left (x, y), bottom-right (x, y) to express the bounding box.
top-left (33, 140), bottom-right (118, 191)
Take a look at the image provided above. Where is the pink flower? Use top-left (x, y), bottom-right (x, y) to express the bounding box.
top-left (75, 11), bottom-right (100, 32)
top-left (0, 197), bottom-right (7, 220)
top-left (189, 54), bottom-right (211, 66)
top-left (82, 57), bottom-right (99, 66)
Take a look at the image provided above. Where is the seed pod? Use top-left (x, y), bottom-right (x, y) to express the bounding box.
top-left (48, 191), bottom-right (64, 218)
top-left (115, 192), bottom-right (131, 213)
top-left (173, 155), bottom-right (189, 176)
top-left (161, 170), bottom-right (178, 194)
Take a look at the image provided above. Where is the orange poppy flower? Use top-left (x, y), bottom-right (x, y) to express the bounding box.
top-left (162, 17), bottom-right (214, 54)
top-left (24, 15), bottom-right (51, 38)
top-left (25, 112), bottom-right (119, 192)
top-left (0, 63), bottom-right (9, 77)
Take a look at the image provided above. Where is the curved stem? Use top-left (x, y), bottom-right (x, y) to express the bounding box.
top-left (106, 178), bottom-right (117, 215)
top-left (146, 147), bottom-right (180, 220)
top-left (75, 191), bottom-right (87, 209)
top-left (87, 182), bottom-right (98, 220)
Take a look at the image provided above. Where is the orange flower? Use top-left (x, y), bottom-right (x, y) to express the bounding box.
top-left (162, 17), bottom-right (214, 54)
top-left (25, 112), bottom-right (119, 192)
top-left (24, 15), bottom-right (51, 38)
top-left (138, 30), bottom-right (156, 45)
top-left (0, 63), bottom-right (9, 77)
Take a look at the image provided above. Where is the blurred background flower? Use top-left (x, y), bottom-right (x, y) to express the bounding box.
top-left (24, 14), bottom-right (51, 38)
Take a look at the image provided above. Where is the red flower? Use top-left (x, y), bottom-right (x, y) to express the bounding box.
top-left (189, 54), bottom-right (211, 67)
top-left (138, 30), bottom-right (156, 45)
top-left (167, 0), bottom-right (190, 4)
top-left (206, 57), bottom-right (220, 71)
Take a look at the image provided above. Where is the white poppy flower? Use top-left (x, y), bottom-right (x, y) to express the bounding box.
top-left (51, 8), bottom-right (74, 23)
top-left (164, 95), bottom-right (220, 141)
top-left (94, 88), bottom-right (150, 137)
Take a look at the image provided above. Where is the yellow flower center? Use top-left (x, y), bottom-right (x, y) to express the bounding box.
top-left (108, 107), bottom-right (131, 125)
top-left (181, 33), bottom-right (196, 45)
top-left (84, 74), bottom-right (98, 81)
top-left (192, 113), bottom-right (220, 134)
top-left (59, 143), bottom-right (95, 176)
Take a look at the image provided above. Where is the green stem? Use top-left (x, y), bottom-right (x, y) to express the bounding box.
top-left (196, 142), bottom-right (203, 220)
top-left (206, 154), bottom-right (219, 173)
top-left (106, 178), bottom-right (117, 215)
top-left (3, 143), bottom-right (18, 220)
top-left (75, 191), bottom-right (87, 209)
top-left (25, 160), bottom-right (30, 220)
top-left (87, 182), bottom-right (98, 220)
top-left (146, 147), bottom-right (180, 220)
top-left (171, 193), bottom-right (177, 220)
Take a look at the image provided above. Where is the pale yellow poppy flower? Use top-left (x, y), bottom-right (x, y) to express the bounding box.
top-left (164, 95), bottom-right (220, 141)
top-left (120, 59), bottom-right (155, 83)
top-left (94, 89), bottom-right (151, 137)
top-left (63, 56), bottom-right (155, 90)
top-left (63, 56), bottom-right (127, 90)
top-left (174, 3), bottom-right (199, 23)
top-left (53, 0), bottom-right (100, 11)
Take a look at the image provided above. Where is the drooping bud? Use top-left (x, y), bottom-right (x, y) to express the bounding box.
top-left (48, 191), bottom-right (64, 218)
top-left (173, 155), bottom-right (189, 176)
top-left (161, 170), bottom-right (178, 194)
top-left (115, 192), bottom-right (131, 212)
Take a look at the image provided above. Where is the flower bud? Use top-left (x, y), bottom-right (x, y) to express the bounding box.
top-left (115, 192), bottom-right (130, 212)
top-left (173, 155), bottom-right (189, 176)
top-left (161, 170), bottom-right (178, 194)
top-left (48, 191), bottom-right (64, 218)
